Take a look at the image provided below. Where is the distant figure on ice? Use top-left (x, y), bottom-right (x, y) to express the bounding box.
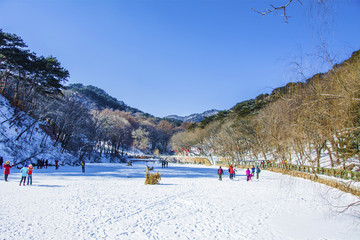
top-left (246, 168), bottom-right (251, 181)
top-left (27, 164), bottom-right (33, 185)
top-left (3, 161), bottom-right (13, 181)
top-left (19, 165), bottom-right (28, 186)
top-left (45, 159), bottom-right (48, 169)
top-left (81, 161), bottom-right (85, 173)
top-left (256, 165), bottom-right (261, 179)
top-left (218, 166), bottom-right (224, 181)
top-left (55, 160), bottom-right (59, 170)
top-left (228, 165), bottom-right (235, 180)
top-left (0, 156), bottom-right (3, 169)
top-left (161, 161), bottom-right (168, 168)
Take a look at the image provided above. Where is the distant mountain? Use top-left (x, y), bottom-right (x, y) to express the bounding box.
top-left (66, 84), bottom-right (149, 116)
top-left (67, 84), bottom-right (220, 122)
top-left (165, 109), bottom-right (220, 123)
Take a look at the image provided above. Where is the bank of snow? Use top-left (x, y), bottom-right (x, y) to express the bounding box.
top-left (1, 163), bottom-right (359, 240)
top-left (0, 95), bottom-right (73, 165)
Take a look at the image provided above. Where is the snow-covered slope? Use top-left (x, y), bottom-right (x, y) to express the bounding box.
top-left (0, 94), bottom-right (73, 166)
top-left (166, 109), bottom-right (220, 122)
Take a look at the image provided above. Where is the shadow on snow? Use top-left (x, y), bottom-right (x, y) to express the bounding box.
top-left (32, 163), bottom-right (239, 180)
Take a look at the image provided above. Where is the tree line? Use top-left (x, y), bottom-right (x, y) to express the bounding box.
top-left (171, 50), bottom-right (360, 170)
top-left (0, 29), bottom-right (184, 163)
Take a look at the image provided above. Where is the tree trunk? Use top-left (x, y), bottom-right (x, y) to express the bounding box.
top-left (15, 121), bottom-right (37, 141)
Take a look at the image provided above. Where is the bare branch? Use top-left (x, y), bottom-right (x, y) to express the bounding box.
top-left (252, 0), bottom-right (303, 23)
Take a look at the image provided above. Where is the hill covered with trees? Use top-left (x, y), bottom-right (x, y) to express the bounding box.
top-left (66, 83), bottom-right (146, 116)
top-left (171, 49), bottom-right (360, 171)
top-left (2, 27), bottom-right (360, 171)
top-left (0, 29), bottom-right (186, 165)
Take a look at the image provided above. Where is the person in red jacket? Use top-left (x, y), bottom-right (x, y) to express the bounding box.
top-left (27, 164), bottom-right (34, 185)
top-left (3, 161), bottom-right (13, 181)
top-left (228, 165), bottom-right (235, 180)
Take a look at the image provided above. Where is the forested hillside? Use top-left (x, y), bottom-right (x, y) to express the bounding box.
top-left (0, 94), bottom-right (73, 165)
top-left (0, 29), bottom-right (185, 164)
top-left (171, 49), bottom-right (360, 170)
top-left (67, 83), bottom-right (146, 116)
top-left (2, 27), bottom-right (360, 170)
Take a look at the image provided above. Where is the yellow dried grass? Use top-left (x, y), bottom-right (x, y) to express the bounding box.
top-left (145, 167), bottom-right (161, 185)
top-left (176, 157), bottom-right (212, 165)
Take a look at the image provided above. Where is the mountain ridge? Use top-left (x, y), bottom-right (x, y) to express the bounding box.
top-left (67, 83), bottom-right (221, 122)
top-left (66, 83), bottom-right (148, 116)
top-left (165, 109), bottom-right (220, 123)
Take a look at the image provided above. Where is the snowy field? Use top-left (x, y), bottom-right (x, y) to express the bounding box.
top-left (1, 162), bottom-right (359, 240)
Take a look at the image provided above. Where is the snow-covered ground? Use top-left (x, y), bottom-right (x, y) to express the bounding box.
top-left (1, 162), bottom-right (359, 240)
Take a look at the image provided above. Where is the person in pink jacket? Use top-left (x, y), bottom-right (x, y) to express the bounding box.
top-left (3, 161), bottom-right (13, 181)
top-left (218, 166), bottom-right (224, 181)
top-left (246, 168), bottom-right (251, 182)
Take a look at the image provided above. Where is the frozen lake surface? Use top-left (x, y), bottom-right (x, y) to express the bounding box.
top-left (1, 162), bottom-right (359, 240)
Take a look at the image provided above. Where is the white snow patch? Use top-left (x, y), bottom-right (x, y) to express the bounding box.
top-left (1, 163), bottom-right (359, 240)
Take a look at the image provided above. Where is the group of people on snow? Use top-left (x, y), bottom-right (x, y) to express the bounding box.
top-left (218, 165), bottom-right (261, 181)
top-left (2, 160), bottom-right (33, 185)
top-left (161, 160), bottom-right (169, 168)
top-left (19, 164), bottom-right (34, 185)
top-left (36, 159), bottom-right (49, 169)
top-left (1, 156), bottom-right (64, 184)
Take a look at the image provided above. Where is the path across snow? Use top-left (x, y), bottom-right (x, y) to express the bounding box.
top-left (1, 163), bottom-right (359, 240)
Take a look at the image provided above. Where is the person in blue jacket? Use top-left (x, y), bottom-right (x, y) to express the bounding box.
top-left (251, 165), bottom-right (255, 178)
top-left (256, 165), bottom-right (261, 179)
top-left (19, 164), bottom-right (28, 186)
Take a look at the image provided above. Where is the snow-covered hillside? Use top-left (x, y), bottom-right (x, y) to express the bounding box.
top-left (0, 95), bottom-right (73, 166)
top-left (166, 109), bottom-right (220, 123)
top-left (1, 162), bottom-right (359, 239)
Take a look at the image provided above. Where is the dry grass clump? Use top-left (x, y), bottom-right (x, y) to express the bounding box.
top-left (174, 157), bottom-right (212, 165)
top-left (189, 157), bottom-right (212, 165)
top-left (134, 155), bottom-right (151, 159)
top-left (145, 166), bottom-right (161, 185)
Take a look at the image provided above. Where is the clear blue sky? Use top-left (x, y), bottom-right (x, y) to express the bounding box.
top-left (1, 0), bottom-right (359, 117)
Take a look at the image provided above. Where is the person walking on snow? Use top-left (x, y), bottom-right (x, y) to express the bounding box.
top-left (228, 165), bottom-right (235, 180)
top-left (27, 164), bottom-right (34, 185)
top-left (0, 156), bottom-right (3, 169)
top-left (19, 165), bottom-right (28, 186)
top-left (81, 161), bottom-right (85, 173)
top-left (218, 166), bottom-right (224, 181)
top-left (251, 165), bottom-right (255, 178)
top-left (256, 165), bottom-right (261, 179)
top-left (246, 168), bottom-right (251, 181)
top-left (3, 161), bottom-right (13, 181)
